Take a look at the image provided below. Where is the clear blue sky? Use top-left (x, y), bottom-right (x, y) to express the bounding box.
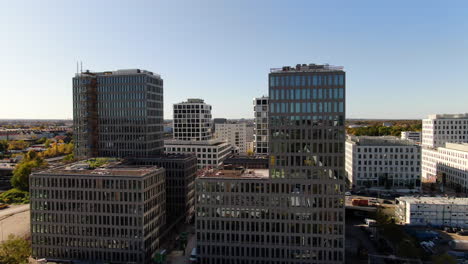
top-left (1, 0), bottom-right (467, 120)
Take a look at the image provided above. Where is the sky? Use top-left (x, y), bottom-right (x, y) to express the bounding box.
top-left (0, 0), bottom-right (467, 120)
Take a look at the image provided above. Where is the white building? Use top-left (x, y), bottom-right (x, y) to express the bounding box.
top-left (214, 123), bottom-right (252, 154)
top-left (401, 131), bottom-right (421, 143)
top-left (422, 113), bottom-right (468, 149)
top-left (164, 139), bottom-right (231, 168)
top-left (253, 96), bottom-right (269, 155)
top-left (345, 136), bottom-right (421, 191)
top-left (396, 197), bottom-right (468, 228)
top-left (422, 143), bottom-right (468, 193)
top-left (173, 98), bottom-right (212, 141)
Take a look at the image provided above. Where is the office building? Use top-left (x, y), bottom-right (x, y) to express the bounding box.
top-left (213, 118), bottom-right (227, 132)
top-left (30, 161), bottom-right (165, 263)
top-left (173, 99), bottom-right (212, 141)
top-left (196, 63), bottom-right (346, 263)
top-left (401, 131), bottom-right (421, 143)
top-left (422, 114), bottom-right (468, 149)
top-left (125, 154), bottom-right (197, 224)
top-left (253, 96), bottom-right (269, 155)
top-left (73, 69), bottom-right (164, 158)
top-left (166, 98), bottom-right (231, 168)
top-left (396, 197), bottom-right (468, 228)
top-left (214, 123), bottom-right (251, 154)
top-left (164, 139), bottom-right (231, 168)
top-left (422, 143), bottom-right (468, 193)
top-left (345, 136), bottom-right (421, 191)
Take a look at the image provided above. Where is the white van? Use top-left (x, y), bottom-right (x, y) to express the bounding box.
top-left (189, 247), bottom-right (198, 263)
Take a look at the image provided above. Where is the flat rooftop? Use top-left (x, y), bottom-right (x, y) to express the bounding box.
top-left (444, 143), bottom-right (468, 152)
top-left (427, 113), bottom-right (468, 119)
top-left (347, 136), bottom-right (417, 146)
top-left (199, 169), bottom-right (269, 179)
top-left (75, 69), bottom-right (160, 78)
top-left (164, 139), bottom-right (229, 146)
top-left (397, 197), bottom-right (468, 205)
top-left (270, 64), bottom-right (344, 73)
top-left (34, 160), bottom-right (162, 177)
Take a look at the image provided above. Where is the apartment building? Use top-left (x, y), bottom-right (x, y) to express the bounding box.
top-left (401, 131), bottom-right (421, 143)
top-left (396, 197), bottom-right (468, 228)
top-left (253, 96), bottom-right (269, 155)
top-left (345, 136), bottom-right (421, 191)
top-left (30, 161), bottom-right (165, 263)
top-left (73, 69), bottom-right (164, 158)
top-left (214, 123), bottom-right (251, 154)
top-left (422, 114), bottom-right (468, 149)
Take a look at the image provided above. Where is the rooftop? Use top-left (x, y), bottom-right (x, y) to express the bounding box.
top-left (75, 69), bottom-right (160, 78)
top-left (34, 160), bottom-right (162, 177)
top-left (397, 196), bottom-right (468, 205)
top-left (347, 136), bottom-right (418, 146)
top-left (270, 63), bottom-right (344, 73)
top-left (164, 139), bottom-right (230, 146)
top-left (199, 168), bottom-right (269, 179)
top-left (444, 143), bottom-right (468, 152)
top-left (427, 113), bottom-right (468, 119)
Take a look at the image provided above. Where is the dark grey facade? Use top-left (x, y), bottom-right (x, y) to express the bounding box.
top-left (30, 162), bottom-right (166, 263)
top-left (73, 69), bottom-right (164, 158)
top-left (126, 154), bottom-right (197, 225)
top-left (196, 64), bottom-right (346, 264)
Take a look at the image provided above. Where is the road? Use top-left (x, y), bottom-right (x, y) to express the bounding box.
top-left (167, 228), bottom-right (196, 264)
top-left (0, 204), bottom-right (30, 242)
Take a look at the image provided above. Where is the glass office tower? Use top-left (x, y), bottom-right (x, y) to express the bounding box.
top-left (73, 69), bottom-right (164, 158)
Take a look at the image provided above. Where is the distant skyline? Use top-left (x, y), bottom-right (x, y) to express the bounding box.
top-left (1, 0), bottom-right (467, 120)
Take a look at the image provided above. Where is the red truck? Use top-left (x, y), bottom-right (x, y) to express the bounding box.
top-left (352, 199), bottom-right (369, 207)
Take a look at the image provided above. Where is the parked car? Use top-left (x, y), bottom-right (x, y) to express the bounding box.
top-left (383, 200), bottom-right (393, 204)
top-left (189, 247), bottom-right (199, 263)
top-left (345, 191), bottom-right (352, 196)
top-left (0, 204), bottom-right (8, 210)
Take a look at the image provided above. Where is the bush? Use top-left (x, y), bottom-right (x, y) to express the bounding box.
top-left (0, 234), bottom-right (31, 264)
top-left (0, 188), bottom-right (30, 204)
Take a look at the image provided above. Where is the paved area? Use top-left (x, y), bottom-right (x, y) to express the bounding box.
top-left (167, 226), bottom-right (196, 264)
top-left (0, 204), bottom-right (30, 242)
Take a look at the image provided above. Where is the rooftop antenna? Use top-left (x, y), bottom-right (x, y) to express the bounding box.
top-left (80, 61), bottom-right (83, 73)
top-left (76, 61), bottom-right (79, 74)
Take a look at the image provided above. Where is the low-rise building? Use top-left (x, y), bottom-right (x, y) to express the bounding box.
top-left (30, 161), bottom-right (166, 263)
top-left (422, 143), bottom-right (468, 193)
top-left (396, 197), bottom-right (468, 228)
top-left (345, 136), bottom-right (421, 192)
top-left (164, 139), bottom-right (231, 168)
top-left (401, 131), bottom-right (421, 143)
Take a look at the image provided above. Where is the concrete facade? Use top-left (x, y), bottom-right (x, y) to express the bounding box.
top-left (173, 99), bottom-right (212, 141)
top-left (396, 197), bottom-right (468, 228)
top-left (345, 136), bottom-right (421, 191)
top-left (214, 123), bottom-right (250, 154)
top-left (30, 161), bottom-right (166, 263)
top-left (422, 113), bottom-right (468, 149)
top-left (253, 96), bottom-right (269, 155)
top-left (401, 131), bottom-right (421, 143)
top-left (422, 143), bottom-right (468, 193)
top-left (164, 139), bottom-right (231, 169)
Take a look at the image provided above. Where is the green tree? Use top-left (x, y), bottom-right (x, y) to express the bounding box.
top-left (0, 234), bottom-right (31, 264)
top-left (44, 139), bottom-right (51, 148)
top-left (0, 140), bottom-right (8, 153)
top-left (8, 141), bottom-right (28, 151)
top-left (10, 151), bottom-right (46, 191)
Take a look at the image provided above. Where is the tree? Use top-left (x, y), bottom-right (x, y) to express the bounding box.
top-left (0, 140), bottom-right (8, 153)
top-left (8, 140), bottom-right (28, 151)
top-left (10, 151), bottom-right (46, 191)
top-left (0, 234), bottom-right (31, 264)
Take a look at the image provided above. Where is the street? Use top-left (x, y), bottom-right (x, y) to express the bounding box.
top-left (0, 204), bottom-right (30, 242)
